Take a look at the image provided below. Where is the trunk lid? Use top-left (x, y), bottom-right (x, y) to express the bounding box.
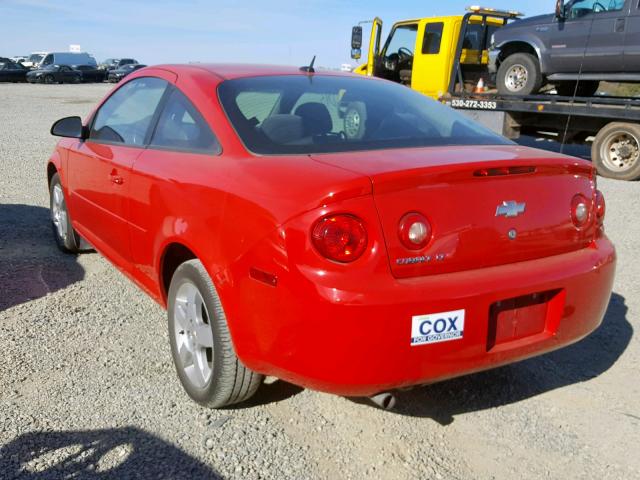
top-left (312, 146), bottom-right (596, 278)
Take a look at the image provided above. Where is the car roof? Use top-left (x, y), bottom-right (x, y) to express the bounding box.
top-left (152, 63), bottom-right (356, 81)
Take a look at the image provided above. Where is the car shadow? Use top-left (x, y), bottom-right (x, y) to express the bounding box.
top-left (0, 427), bottom-right (221, 479)
top-left (387, 292), bottom-right (631, 424)
top-left (0, 203), bottom-right (86, 312)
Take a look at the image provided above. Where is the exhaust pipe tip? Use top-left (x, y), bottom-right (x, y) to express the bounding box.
top-left (369, 392), bottom-right (396, 410)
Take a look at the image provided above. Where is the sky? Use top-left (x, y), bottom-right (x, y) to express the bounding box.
top-left (2, 0), bottom-right (549, 68)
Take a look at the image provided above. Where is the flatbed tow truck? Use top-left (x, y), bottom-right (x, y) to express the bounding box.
top-left (351, 6), bottom-right (640, 181)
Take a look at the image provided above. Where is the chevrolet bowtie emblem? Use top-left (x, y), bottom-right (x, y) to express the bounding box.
top-left (496, 201), bottom-right (526, 218)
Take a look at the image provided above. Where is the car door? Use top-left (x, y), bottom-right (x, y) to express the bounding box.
top-left (128, 84), bottom-right (222, 293)
top-left (545, 2), bottom-right (594, 73)
top-left (375, 22), bottom-right (419, 83)
top-left (66, 76), bottom-right (169, 267)
top-left (622, 0), bottom-right (640, 71)
top-left (581, 0), bottom-right (628, 72)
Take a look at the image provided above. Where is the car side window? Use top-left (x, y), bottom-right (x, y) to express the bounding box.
top-left (422, 22), bottom-right (444, 54)
top-left (90, 77), bottom-right (168, 146)
top-left (150, 88), bottom-right (221, 154)
top-left (569, 0), bottom-right (624, 18)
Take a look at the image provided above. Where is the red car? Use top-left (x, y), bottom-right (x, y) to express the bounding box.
top-left (47, 64), bottom-right (616, 409)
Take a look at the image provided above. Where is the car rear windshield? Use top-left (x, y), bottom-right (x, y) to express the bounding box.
top-left (217, 75), bottom-right (511, 155)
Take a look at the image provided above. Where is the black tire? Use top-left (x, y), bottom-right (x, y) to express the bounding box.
top-left (497, 53), bottom-right (542, 96)
top-left (49, 173), bottom-right (82, 253)
top-left (555, 80), bottom-right (599, 97)
top-left (44, 74), bottom-right (55, 84)
top-left (168, 259), bottom-right (263, 408)
top-left (592, 122), bottom-right (640, 181)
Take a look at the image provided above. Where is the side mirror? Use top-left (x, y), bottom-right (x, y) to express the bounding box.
top-left (351, 26), bottom-right (363, 49)
top-left (555, 0), bottom-right (565, 20)
top-left (51, 116), bottom-right (86, 139)
top-left (351, 26), bottom-right (363, 60)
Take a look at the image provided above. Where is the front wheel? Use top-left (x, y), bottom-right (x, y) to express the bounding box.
top-left (43, 74), bottom-right (55, 84)
top-left (497, 53), bottom-right (542, 96)
top-left (168, 259), bottom-right (263, 408)
top-left (592, 122), bottom-right (640, 181)
top-left (49, 173), bottom-right (82, 253)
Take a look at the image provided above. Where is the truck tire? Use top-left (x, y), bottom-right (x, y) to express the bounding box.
top-left (168, 259), bottom-right (264, 408)
top-left (555, 81), bottom-right (599, 97)
top-left (497, 53), bottom-right (542, 96)
top-left (592, 122), bottom-right (640, 181)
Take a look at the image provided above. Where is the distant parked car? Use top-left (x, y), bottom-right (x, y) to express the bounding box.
top-left (38, 52), bottom-right (97, 69)
top-left (114, 58), bottom-right (138, 69)
top-left (99, 58), bottom-right (119, 70)
top-left (22, 52), bottom-right (46, 69)
top-left (10, 56), bottom-right (28, 65)
top-left (0, 60), bottom-right (28, 82)
top-left (72, 65), bottom-right (105, 83)
top-left (27, 65), bottom-right (82, 84)
top-left (107, 64), bottom-right (146, 82)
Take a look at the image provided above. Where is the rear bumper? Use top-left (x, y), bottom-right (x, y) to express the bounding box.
top-left (230, 236), bottom-right (615, 397)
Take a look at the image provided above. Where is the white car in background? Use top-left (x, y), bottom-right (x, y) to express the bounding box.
top-left (22, 52), bottom-right (46, 68)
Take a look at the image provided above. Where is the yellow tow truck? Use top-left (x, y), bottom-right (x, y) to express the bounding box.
top-left (350, 7), bottom-right (522, 99)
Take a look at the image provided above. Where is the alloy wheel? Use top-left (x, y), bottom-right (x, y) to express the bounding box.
top-left (51, 184), bottom-right (68, 242)
top-left (172, 282), bottom-right (214, 389)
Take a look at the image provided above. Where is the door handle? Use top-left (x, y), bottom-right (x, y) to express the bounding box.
top-left (615, 18), bottom-right (626, 33)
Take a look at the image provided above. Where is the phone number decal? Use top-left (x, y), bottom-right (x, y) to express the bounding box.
top-left (450, 99), bottom-right (498, 110)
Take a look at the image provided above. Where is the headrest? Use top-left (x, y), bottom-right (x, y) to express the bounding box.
top-left (260, 114), bottom-right (304, 144)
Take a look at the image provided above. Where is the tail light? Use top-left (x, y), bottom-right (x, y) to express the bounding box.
top-left (312, 214), bottom-right (367, 263)
top-left (594, 190), bottom-right (606, 226)
top-left (571, 194), bottom-right (589, 228)
top-left (398, 212), bottom-right (432, 250)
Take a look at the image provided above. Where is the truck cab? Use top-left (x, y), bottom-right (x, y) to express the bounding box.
top-left (352, 8), bottom-right (520, 99)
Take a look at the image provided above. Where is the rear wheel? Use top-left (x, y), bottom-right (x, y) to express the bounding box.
top-left (555, 81), bottom-right (599, 97)
top-left (168, 259), bottom-right (263, 408)
top-left (497, 53), bottom-right (542, 96)
top-left (592, 122), bottom-right (640, 181)
top-left (49, 173), bottom-right (81, 253)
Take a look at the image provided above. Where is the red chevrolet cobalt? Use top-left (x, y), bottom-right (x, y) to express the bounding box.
top-left (47, 64), bottom-right (615, 408)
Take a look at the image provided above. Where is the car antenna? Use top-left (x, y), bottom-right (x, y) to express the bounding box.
top-left (300, 55), bottom-right (316, 74)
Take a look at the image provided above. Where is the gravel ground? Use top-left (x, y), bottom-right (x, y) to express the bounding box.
top-left (0, 83), bottom-right (638, 480)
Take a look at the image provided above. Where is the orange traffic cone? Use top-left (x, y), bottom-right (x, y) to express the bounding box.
top-left (474, 77), bottom-right (485, 94)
